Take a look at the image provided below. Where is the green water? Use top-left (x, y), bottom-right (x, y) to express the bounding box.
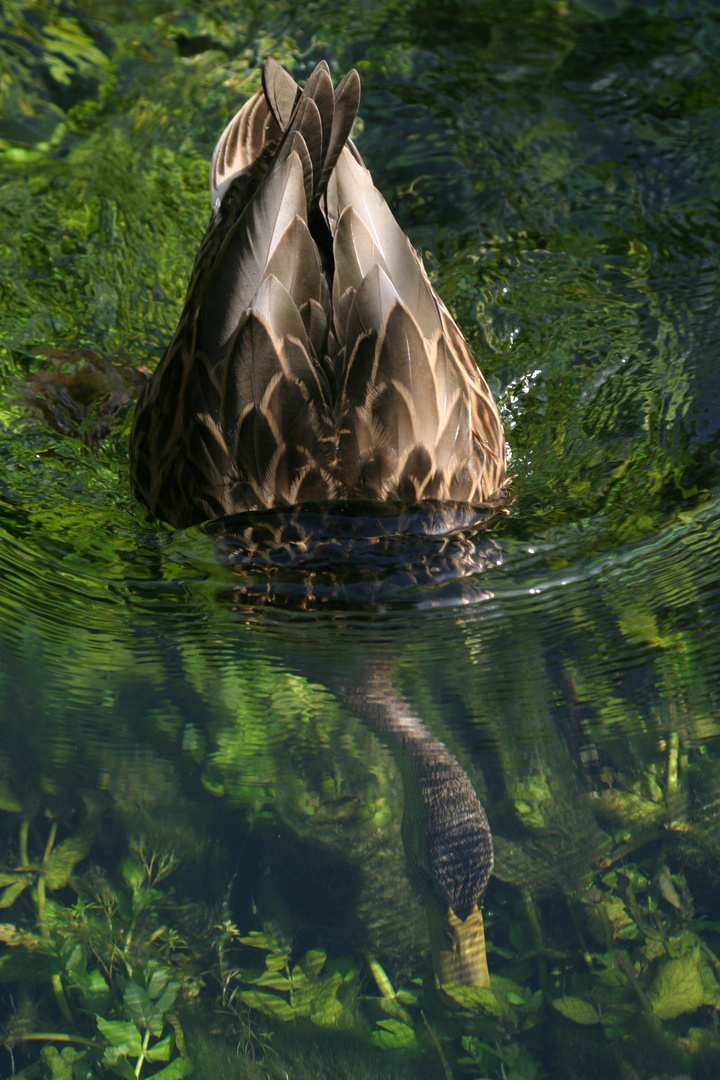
top-left (1, 1), bottom-right (720, 1077)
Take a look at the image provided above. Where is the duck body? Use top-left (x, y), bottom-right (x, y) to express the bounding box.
top-left (130, 59), bottom-right (506, 528)
top-left (130, 60), bottom-right (501, 988)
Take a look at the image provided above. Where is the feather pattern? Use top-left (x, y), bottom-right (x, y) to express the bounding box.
top-left (130, 60), bottom-right (506, 527)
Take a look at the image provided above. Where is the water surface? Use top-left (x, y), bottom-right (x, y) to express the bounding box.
top-left (1, 1), bottom-right (720, 1078)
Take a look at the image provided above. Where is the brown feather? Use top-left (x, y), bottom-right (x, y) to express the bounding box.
top-left (129, 60), bottom-right (506, 527)
top-left (262, 57), bottom-right (300, 131)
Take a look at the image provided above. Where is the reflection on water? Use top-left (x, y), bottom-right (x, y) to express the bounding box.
top-left (206, 501), bottom-right (502, 608)
top-left (2, 0), bottom-right (720, 1077)
top-left (2, 494), bottom-right (720, 1075)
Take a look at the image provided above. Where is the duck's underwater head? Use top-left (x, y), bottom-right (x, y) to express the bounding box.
top-left (400, 745), bottom-right (494, 991)
top-left (426, 902), bottom-right (490, 989)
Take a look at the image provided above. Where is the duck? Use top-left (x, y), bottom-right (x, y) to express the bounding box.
top-left (129, 59), bottom-right (505, 991)
top-left (129, 58), bottom-right (506, 528)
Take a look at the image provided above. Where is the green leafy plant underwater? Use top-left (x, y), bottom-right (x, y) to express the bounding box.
top-left (0, 804), bottom-right (194, 1079)
top-left (3, 772), bottom-right (720, 1080)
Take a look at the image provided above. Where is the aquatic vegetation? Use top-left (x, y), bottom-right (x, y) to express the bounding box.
top-left (206, 843), bottom-right (720, 1077)
top-left (218, 923), bottom-right (358, 1027)
top-left (4, 730), bottom-right (720, 1075)
top-left (2, 0), bottom-right (720, 1078)
top-left (95, 961), bottom-right (192, 1080)
top-left (0, 807), bottom-right (199, 1078)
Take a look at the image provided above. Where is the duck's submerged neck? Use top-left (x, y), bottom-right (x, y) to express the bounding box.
top-left (328, 662), bottom-right (494, 987)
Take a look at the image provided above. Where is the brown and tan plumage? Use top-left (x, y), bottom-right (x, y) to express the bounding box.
top-left (130, 59), bottom-right (506, 528)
